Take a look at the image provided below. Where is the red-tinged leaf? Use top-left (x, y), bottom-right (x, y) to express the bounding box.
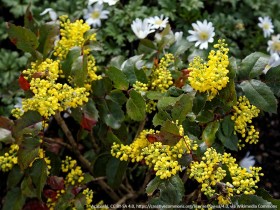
top-left (18, 74), bottom-right (30, 91)
top-left (43, 189), bottom-right (57, 201)
top-left (47, 176), bottom-right (65, 190)
top-left (23, 199), bottom-right (49, 210)
top-left (80, 113), bottom-right (97, 131)
top-left (71, 186), bottom-right (83, 196)
top-left (0, 116), bottom-right (14, 130)
top-left (146, 134), bottom-right (164, 143)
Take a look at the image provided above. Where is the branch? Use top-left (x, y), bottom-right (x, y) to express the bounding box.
top-left (44, 137), bottom-right (72, 150)
top-left (54, 112), bottom-right (120, 201)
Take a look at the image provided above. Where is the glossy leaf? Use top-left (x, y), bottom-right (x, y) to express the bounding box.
top-left (152, 109), bottom-right (172, 127)
top-left (160, 120), bottom-right (181, 145)
top-left (265, 65), bottom-right (280, 97)
top-left (157, 96), bottom-right (181, 109)
top-left (17, 134), bottom-right (40, 170)
top-left (249, 56), bottom-right (269, 79)
top-left (106, 157), bottom-right (128, 189)
top-left (2, 187), bottom-right (25, 210)
top-left (232, 194), bottom-right (275, 209)
top-left (7, 165), bottom-right (24, 189)
top-left (30, 159), bottom-right (48, 199)
top-left (106, 66), bottom-right (129, 90)
top-left (38, 23), bottom-right (59, 58)
top-left (240, 79), bottom-right (277, 113)
top-left (61, 47), bottom-right (81, 78)
top-left (7, 23), bottom-right (38, 53)
top-left (146, 176), bottom-right (162, 196)
top-left (126, 90), bottom-right (146, 121)
top-left (202, 121), bottom-right (220, 146)
top-left (171, 94), bottom-right (193, 123)
top-left (21, 176), bottom-right (37, 198)
top-left (0, 128), bottom-right (14, 144)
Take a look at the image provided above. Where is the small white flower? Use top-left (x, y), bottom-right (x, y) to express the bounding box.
top-left (187, 20), bottom-right (215, 50)
top-left (147, 14), bottom-right (169, 30)
top-left (40, 8), bottom-right (58, 21)
top-left (131, 18), bottom-right (155, 39)
top-left (264, 53), bottom-right (280, 74)
top-left (258, 16), bottom-right (274, 38)
top-left (267, 34), bottom-right (280, 55)
top-left (239, 152), bottom-right (255, 172)
top-left (88, 0), bottom-right (118, 6)
top-left (83, 4), bottom-right (109, 28)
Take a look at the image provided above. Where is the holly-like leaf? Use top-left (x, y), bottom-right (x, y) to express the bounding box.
top-left (240, 79), bottom-right (277, 113)
top-left (232, 194), bottom-right (276, 209)
top-left (146, 176), bottom-right (163, 196)
top-left (80, 113), bottom-right (97, 131)
top-left (160, 120), bottom-right (181, 145)
top-left (106, 66), bottom-right (129, 90)
top-left (30, 159), bottom-right (48, 200)
top-left (202, 121), bottom-right (220, 147)
top-left (0, 116), bottom-right (14, 130)
top-left (171, 94), bottom-right (193, 123)
top-left (152, 109), bottom-right (172, 127)
top-left (7, 23), bottom-right (39, 54)
top-left (38, 23), bottom-right (59, 58)
top-left (18, 74), bottom-right (30, 91)
top-left (249, 56), bottom-right (269, 79)
top-left (7, 165), bottom-right (24, 189)
top-left (47, 176), bottom-right (65, 190)
top-left (265, 65), bottom-right (280, 97)
top-left (126, 90), bottom-right (146, 121)
top-left (61, 47), bottom-right (81, 78)
top-left (17, 134), bottom-right (40, 170)
top-left (0, 128), bottom-right (14, 144)
top-left (21, 176), bottom-right (37, 198)
top-left (238, 52), bottom-right (267, 80)
top-left (157, 96), bottom-right (181, 109)
top-left (106, 157), bottom-right (128, 189)
top-left (149, 175), bottom-right (184, 205)
top-left (2, 187), bottom-right (26, 210)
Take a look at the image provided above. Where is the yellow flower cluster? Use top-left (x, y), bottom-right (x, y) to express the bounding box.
top-left (54, 15), bottom-right (96, 59)
top-left (61, 156), bottom-right (85, 185)
top-left (83, 188), bottom-right (94, 209)
top-left (231, 96), bottom-right (260, 149)
top-left (134, 54), bottom-right (174, 94)
top-left (24, 78), bottom-right (89, 118)
top-left (189, 148), bottom-right (263, 204)
top-left (0, 144), bottom-right (19, 172)
top-left (111, 124), bottom-right (198, 179)
top-left (188, 39), bottom-right (229, 100)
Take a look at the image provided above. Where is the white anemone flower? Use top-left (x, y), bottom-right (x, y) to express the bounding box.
top-left (88, 0), bottom-right (119, 6)
top-left (147, 15), bottom-right (169, 30)
top-left (239, 152), bottom-right (255, 172)
top-left (83, 4), bottom-right (109, 28)
top-left (187, 20), bottom-right (215, 50)
top-left (264, 53), bottom-right (280, 74)
top-left (40, 8), bottom-right (58, 21)
top-left (258, 16), bottom-right (274, 38)
top-left (131, 18), bottom-right (155, 39)
top-left (267, 34), bottom-right (280, 55)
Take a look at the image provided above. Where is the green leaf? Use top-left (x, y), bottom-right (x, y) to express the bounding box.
top-left (30, 159), bottom-right (48, 200)
top-left (38, 23), bottom-right (59, 58)
top-left (107, 89), bottom-right (127, 105)
top-left (92, 77), bottom-right (112, 97)
top-left (192, 93), bottom-right (207, 115)
top-left (17, 134), bottom-right (40, 170)
top-left (170, 38), bottom-right (191, 56)
top-left (232, 194), bottom-right (276, 210)
top-left (0, 128), bottom-right (14, 144)
top-left (149, 175), bottom-right (184, 205)
top-left (72, 55), bottom-right (87, 87)
top-left (126, 90), bottom-right (146, 121)
top-left (84, 99), bottom-right (99, 121)
top-left (256, 188), bottom-right (280, 206)
top-left (160, 120), bottom-right (181, 145)
top-left (146, 176), bottom-right (163, 196)
top-left (7, 165), bottom-right (24, 189)
top-left (121, 55), bottom-right (145, 84)
top-left (171, 94), bottom-right (193, 123)
top-left (61, 47), bottom-right (81, 78)
top-left (2, 187), bottom-right (26, 210)
top-left (249, 56), bottom-right (270, 79)
top-left (217, 116), bottom-right (238, 151)
top-left (228, 56), bottom-right (237, 79)
top-left (138, 39), bottom-right (157, 54)
top-left (240, 79), bottom-right (277, 113)
top-left (21, 176), bottom-right (37, 198)
top-left (218, 79), bottom-right (237, 109)
top-left (12, 111), bottom-right (42, 139)
top-left (157, 96), bottom-right (181, 109)
top-left (93, 153), bottom-right (111, 177)
top-left (202, 121), bottom-right (220, 146)
top-left (105, 130), bottom-right (123, 146)
top-left (196, 110), bottom-right (214, 123)
top-left (153, 110), bottom-right (172, 127)
top-left (106, 66), bottom-right (129, 90)
top-left (7, 23), bottom-right (38, 54)
top-left (238, 52), bottom-right (267, 80)
top-left (106, 157), bottom-right (128, 189)
top-left (146, 91), bottom-right (165, 100)
top-left (24, 3), bottom-right (37, 32)
top-left (265, 65), bottom-right (280, 97)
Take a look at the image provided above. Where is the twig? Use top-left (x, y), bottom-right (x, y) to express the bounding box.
top-left (44, 137), bottom-right (72, 150)
top-left (54, 112), bottom-right (120, 201)
top-left (114, 193), bottom-right (134, 206)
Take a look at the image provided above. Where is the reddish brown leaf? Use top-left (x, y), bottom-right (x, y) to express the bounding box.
top-left (47, 176), bottom-right (65, 190)
top-left (18, 74), bottom-right (30, 91)
top-left (43, 189), bottom-right (57, 201)
top-left (23, 199), bottom-right (49, 210)
top-left (80, 113), bottom-right (97, 131)
top-left (0, 116), bottom-right (14, 130)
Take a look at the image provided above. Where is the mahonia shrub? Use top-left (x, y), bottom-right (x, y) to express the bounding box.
top-left (0, 2), bottom-right (280, 210)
